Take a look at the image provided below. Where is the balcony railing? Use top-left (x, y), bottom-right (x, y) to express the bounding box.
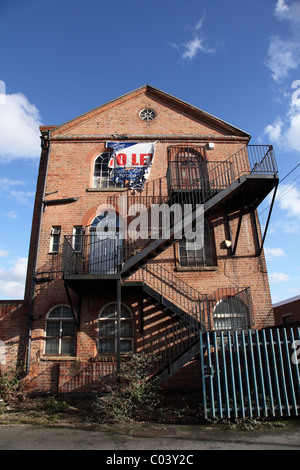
top-left (167, 145), bottom-right (278, 199)
top-left (62, 235), bottom-right (122, 276)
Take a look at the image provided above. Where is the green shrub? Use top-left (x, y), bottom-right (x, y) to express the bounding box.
top-left (92, 352), bottom-right (162, 423)
top-left (0, 368), bottom-right (26, 404)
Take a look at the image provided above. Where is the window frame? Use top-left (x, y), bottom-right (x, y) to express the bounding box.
top-left (72, 226), bottom-right (83, 253)
top-left (92, 151), bottom-right (122, 189)
top-left (97, 303), bottom-right (134, 355)
top-left (213, 298), bottom-right (249, 331)
top-left (44, 305), bottom-right (76, 356)
top-left (49, 226), bottom-right (61, 253)
top-left (178, 218), bottom-right (217, 269)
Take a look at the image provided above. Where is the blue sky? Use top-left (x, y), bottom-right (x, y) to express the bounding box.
top-left (0, 0), bottom-right (299, 303)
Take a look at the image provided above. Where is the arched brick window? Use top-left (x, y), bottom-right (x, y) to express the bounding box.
top-left (93, 151), bottom-right (121, 189)
top-left (45, 305), bottom-right (76, 355)
top-left (213, 298), bottom-right (249, 331)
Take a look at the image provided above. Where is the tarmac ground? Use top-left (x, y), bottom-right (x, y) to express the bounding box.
top-left (0, 421), bottom-right (300, 451)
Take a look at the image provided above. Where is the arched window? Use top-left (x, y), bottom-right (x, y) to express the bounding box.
top-left (93, 151), bottom-right (121, 188)
top-left (174, 147), bottom-right (208, 191)
top-left (98, 303), bottom-right (133, 354)
top-left (179, 219), bottom-right (216, 267)
top-left (45, 305), bottom-right (76, 355)
top-left (213, 298), bottom-right (249, 331)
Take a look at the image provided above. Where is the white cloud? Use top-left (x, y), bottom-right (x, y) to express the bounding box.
top-left (266, 36), bottom-right (298, 82)
top-left (0, 248), bottom-right (9, 258)
top-left (171, 17), bottom-right (215, 61)
top-left (263, 117), bottom-right (283, 142)
top-left (6, 211), bottom-right (18, 219)
top-left (269, 271), bottom-right (291, 283)
top-left (0, 178), bottom-right (26, 190)
top-left (9, 190), bottom-right (35, 205)
top-left (264, 247), bottom-right (286, 260)
top-left (0, 93), bottom-right (42, 162)
top-left (275, 0), bottom-right (290, 16)
top-left (276, 183), bottom-right (300, 217)
top-left (263, 81), bottom-right (300, 152)
top-left (0, 257), bottom-right (27, 299)
top-left (266, 1), bottom-right (300, 82)
top-left (275, 0), bottom-right (300, 25)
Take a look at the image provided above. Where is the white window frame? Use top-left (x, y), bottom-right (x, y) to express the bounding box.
top-left (93, 151), bottom-right (121, 189)
top-left (49, 226), bottom-right (61, 253)
top-left (44, 305), bottom-right (76, 356)
top-left (72, 226), bottom-right (83, 253)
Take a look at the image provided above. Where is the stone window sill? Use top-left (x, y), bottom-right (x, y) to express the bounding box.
top-left (41, 355), bottom-right (78, 361)
top-left (86, 188), bottom-right (127, 192)
top-left (175, 266), bottom-right (218, 272)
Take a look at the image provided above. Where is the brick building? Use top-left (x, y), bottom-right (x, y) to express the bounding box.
top-left (0, 85), bottom-right (279, 393)
top-left (273, 295), bottom-right (300, 326)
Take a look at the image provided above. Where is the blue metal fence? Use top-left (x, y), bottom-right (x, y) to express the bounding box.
top-left (199, 327), bottom-right (300, 419)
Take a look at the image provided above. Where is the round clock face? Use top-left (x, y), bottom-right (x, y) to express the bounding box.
top-left (139, 108), bottom-right (156, 121)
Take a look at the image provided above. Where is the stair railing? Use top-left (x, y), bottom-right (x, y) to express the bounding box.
top-left (129, 262), bottom-right (208, 328)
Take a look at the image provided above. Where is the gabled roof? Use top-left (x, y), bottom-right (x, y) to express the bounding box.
top-left (42, 85), bottom-right (251, 138)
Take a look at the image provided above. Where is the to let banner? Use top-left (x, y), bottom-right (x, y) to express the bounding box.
top-left (107, 141), bottom-right (156, 189)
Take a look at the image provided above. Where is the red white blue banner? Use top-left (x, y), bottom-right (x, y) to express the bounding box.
top-left (107, 142), bottom-right (156, 189)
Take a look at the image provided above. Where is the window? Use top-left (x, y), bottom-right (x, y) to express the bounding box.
top-left (139, 108), bottom-right (156, 121)
top-left (50, 226), bottom-right (61, 253)
top-left (72, 226), bottom-right (83, 252)
top-left (98, 303), bottom-right (133, 354)
top-left (173, 147), bottom-right (208, 192)
top-left (45, 305), bottom-right (76, 355)
top-left (93, 151), bottom-right (121, 189)
top-left (213, 298), bottom-right (249, 331)
top-left (283, 314), bottom-right (292, 324)
top-left (179, 219), bottom-right (215, 267)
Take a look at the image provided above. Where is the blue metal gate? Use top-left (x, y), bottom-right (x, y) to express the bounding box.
top-left (199, 327), bottom-right (300, 419)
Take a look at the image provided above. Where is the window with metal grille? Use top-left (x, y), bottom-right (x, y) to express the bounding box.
top-left (179, 219), bottom-right (216, 267)
top-left (93, 152), bottom-right (121, 189)
top-left (213, 298), bottom-right (249, 331)
top-left (45, 305), bottom-right (76, 355)
top-left (98, 303), bottom-right (133, 354)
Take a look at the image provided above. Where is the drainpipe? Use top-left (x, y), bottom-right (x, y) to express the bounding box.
top-left (25, 130), bottom-right (51, 376)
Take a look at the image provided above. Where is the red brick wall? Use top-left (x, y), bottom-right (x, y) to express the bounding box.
top-left (0, 301), bottom-right (28, 371)
top-left (19, 88), bottom-right (275, 393)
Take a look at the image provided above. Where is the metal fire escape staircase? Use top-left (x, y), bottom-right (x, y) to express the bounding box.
top-left (106, 144), bottom-right (278, 383)
top-left (118, 145), bottom-right (279, 278)
top-left (127, 262), bottom-right (209, 383)
top-left (61, 145), bottom-right (278, 385)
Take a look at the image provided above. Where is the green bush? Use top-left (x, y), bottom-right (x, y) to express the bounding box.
top-left (92, 352), bottom-right (162, 423)
top-left (0, 368), bottom-right (26, 404)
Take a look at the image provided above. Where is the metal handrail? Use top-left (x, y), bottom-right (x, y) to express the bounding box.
top-left (129, 263), bottom-right (207, 326)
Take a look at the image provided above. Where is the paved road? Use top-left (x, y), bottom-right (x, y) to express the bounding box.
top-left (0, 424), bottom-right (300, 451)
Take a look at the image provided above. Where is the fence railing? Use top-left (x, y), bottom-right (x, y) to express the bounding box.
top-left (200, 327), bottom-right (300, 419)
